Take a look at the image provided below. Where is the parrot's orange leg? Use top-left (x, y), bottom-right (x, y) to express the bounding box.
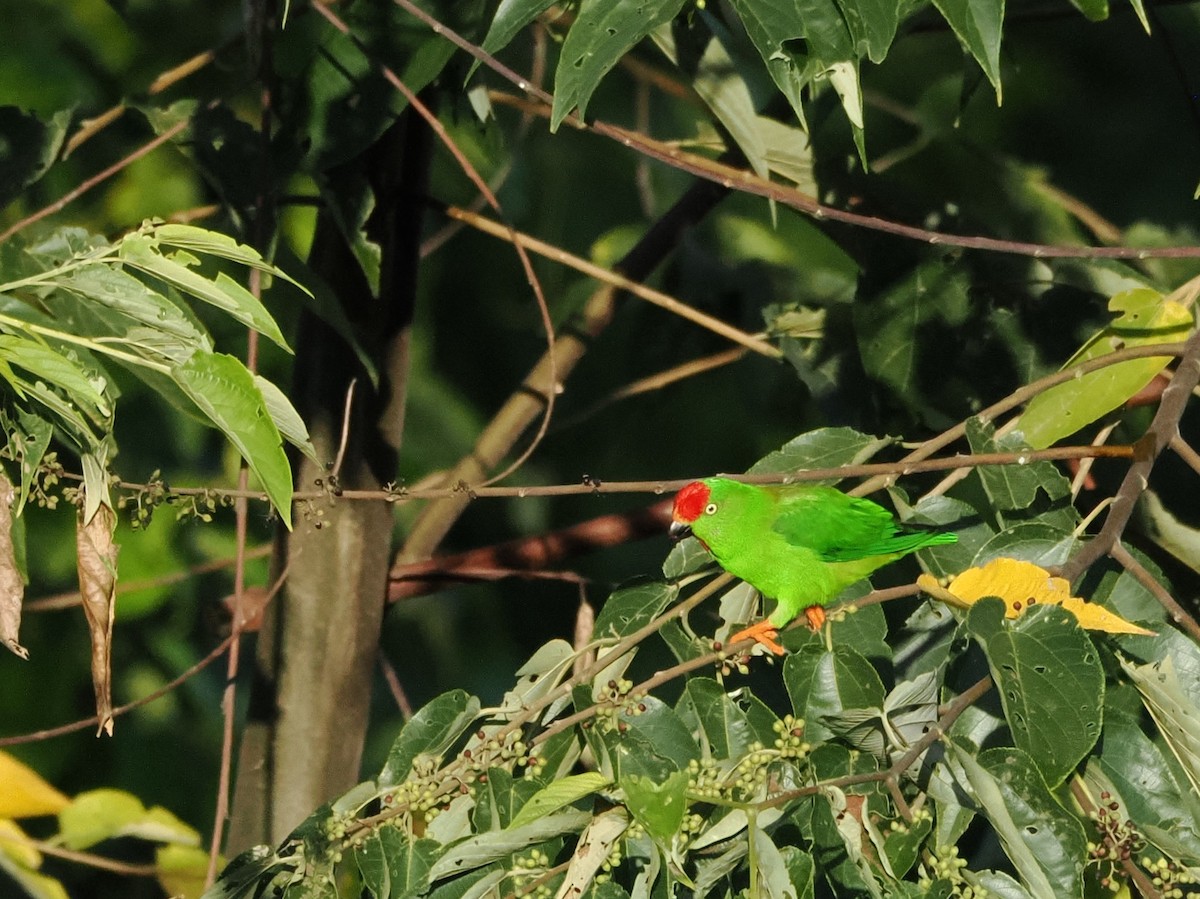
top-left (803, 605), bottom-right (826, 631)
top-left (729, 620), bottom-right (786, 656)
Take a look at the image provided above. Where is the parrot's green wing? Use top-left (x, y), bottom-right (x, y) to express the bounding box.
top-left (770, 487), bottom-right (943, 562)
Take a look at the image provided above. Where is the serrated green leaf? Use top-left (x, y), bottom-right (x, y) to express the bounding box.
top-left (931, 0), bottom-right (1004, 100)
top-left (784, 644), bottom-right (886, 743)
top-left (550, 0), bottom-right (688, 131)
top-left (354, 828), bottom-right (437, 899)
top-left (171, 352), bottom-right (294, 527)
top-left (1018, 288), bottom-right (1192, 449)
top-left (749, 426), bottom-right (893, 476)
top-left (380, 690), bottom-right (481, 787)
top-left (949, 743), bottom-right (1087, 899)
top-left (593, 582), bottom-right (676, 638)
top-left (120, 235), bottom-right (290, 350)
top-left (620, 771), bottom-right (688, 844)
top-left (965, 600), bottom-right (1103, 786)
top-left (508, 773), bottom-right (611, 831)
top-left (57, 265), bottom-right (211, 349)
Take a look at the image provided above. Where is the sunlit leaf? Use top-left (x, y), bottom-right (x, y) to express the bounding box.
top-left (0, 751), bottom-right (69, 818)
top-left (1121, 655), bottom-right (1200, 800)
top-left (508, 773), bottom-right (611, 831)
top-left (620, 771), bottom-right (688, 845)
top-left (156, 844), bottom-right (213, 899)
top-left (931, 0), bottom-right (1004, 100)
top-left (59, 788), bottom-right (198, 850)
top-left (1017, 288), bottom-right (1192, 448)
top-left (380, 690), bottom-right (481, 787)
top-left (919, 557), bottom-right (1155, 635)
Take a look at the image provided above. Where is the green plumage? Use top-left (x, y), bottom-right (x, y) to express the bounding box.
top-left (674, 478), bottom-right (956, 629)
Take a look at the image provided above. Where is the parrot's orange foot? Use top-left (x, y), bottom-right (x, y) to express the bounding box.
top-left (729, 620), bottom-right (786, 656)
top-left (804, 605), bottom-right (827, 631)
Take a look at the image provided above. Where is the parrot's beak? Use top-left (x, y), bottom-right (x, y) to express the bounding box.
top-left (668, 521), bottom-right (692, 541)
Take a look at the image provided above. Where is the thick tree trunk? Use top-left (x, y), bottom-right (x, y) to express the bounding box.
top-left (228, 110), bottom-right (430, 848)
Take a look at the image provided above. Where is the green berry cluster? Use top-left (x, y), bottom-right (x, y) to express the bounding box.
top-left (772, 715), bottom-right (811, 760)
top-left (1086, 790), bottom-right (1147, 893)
top-left (1141, 855), bottom-right (1197, 898)
top-left (510, 848), bottom-right (554, 899)
top-left (593, 679), bottom-right (647, 733)
top-left (917, 846), bottom-right (989, 899)
top-left (117, 470), bottom-right (168, 528)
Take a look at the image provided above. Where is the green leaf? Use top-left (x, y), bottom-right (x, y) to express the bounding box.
top-left (1017, 288), bottom-right (1193, 449)
top-left (620, 770), bottom-right (688, 844)
top-left (1120, 654), bottom-right (1200, 799)
top-left (57, 265), bottom-right (211, 350)
top-left (425, 867), bottom-right (505, 899)
top-left (784, 644), bottom-right (886, 743)
top-left (171, 352), bottom-right (294, 527)
top-left (473, 0), bottom-right (558, 80)
top-left (779, 845), bottom-right (815, 899)
top-left (58, 789), bottom-right (198, 851)
top-left (854, 257), bottom-right (972, 413)
top-left (750, 826), bottom-right (800, 899)
top-left (594, 582), bottom-right (677, 638)
top-left (621, 695), bottom-right (701, 771)
top-left (550, 0), bottom-right (688, 131)
top-left (10, 409), bottom-right (52, 516)
top-left (677, 677), bottom-right (778, 759)
top-left (119, 235), bottom-right (291, 351)
top-left (508, 773), bottom-right (611, 831)
top-left (1094, 713), bottom-right (1200, 861)
top-left (0, 335), bottom-right (111, 425)
top-left (965, 418), bottom-right (1070, 512)
top-left (354, 828), bottom-right (437, 899)
top-left (1068, 0), bottom-right (1108, 21)
top-left (835, 0), bottom-right (900, 62)
top-left (0, 106), bottom-right (70, 207)
top-left (930, 0), bottom-right (1004, 101)
top-left (965, 600), bottom-right (1103, 786)
top-left (749, 426), bottom-right (893, 476)
top-left (428, 809), bottom-right (591, 881)
top-left (151, 224), bottom-right (310, 294)
top-left (380, 689), bottom-right (480, 787)
top-left (949, 743), bottom-right (1087, 899)
top-left (253, 374), bottom-right (317, 461)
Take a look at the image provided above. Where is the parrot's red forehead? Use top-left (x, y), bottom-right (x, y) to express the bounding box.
top-left (673, 481), bottom-right (710, 522)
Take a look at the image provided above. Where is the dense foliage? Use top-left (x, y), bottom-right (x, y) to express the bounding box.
top-left (1, 0), bottom-right (1199, 898)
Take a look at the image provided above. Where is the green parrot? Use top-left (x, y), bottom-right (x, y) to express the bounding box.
top-left (668, 477), bottom-right (957, 654)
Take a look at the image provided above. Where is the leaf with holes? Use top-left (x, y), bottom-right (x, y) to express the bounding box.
top-left (966, 600), bottom-right (1103, 786)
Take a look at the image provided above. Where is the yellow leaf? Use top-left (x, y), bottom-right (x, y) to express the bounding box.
top-left (920, 558), bottom-right (1155, 636)
top-left (0, 752), bottom-right (70, 819)
top-left (156, 844), bottom-right (214, 899)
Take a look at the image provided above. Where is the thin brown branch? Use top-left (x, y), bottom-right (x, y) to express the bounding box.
top-left (0, 830), bottom-right (158, 877)
top-left (311, 0), bottom-right (557, 490)
top-left (1060, 327), bottom-right (1200, 582)
top-left (24, 544), bottom-right (272, 612)
top-left (379, 651), bottom-right (414, 720)
top-left (0, 634), bottom-right (234, 746)
top-left (387, 0), bottom-right (1200, 263)
top-left (1110, 543), bottom-right (1200, 642)
top-left (0, 117), bottom-right (191, 243)
top-left (389, 501), bottom-right (672, 595)
top-left (1169, 433), bottom-right (1200, 477)
top-left (441, 204), bottom-right (780, 358)
top-left (1069, 779), bottom-right (1163, 899)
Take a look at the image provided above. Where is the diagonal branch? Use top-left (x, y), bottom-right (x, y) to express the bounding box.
top-left (1059, 326), bottom-right (1200, 583)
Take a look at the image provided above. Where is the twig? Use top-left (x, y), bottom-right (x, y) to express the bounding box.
top-left (441, 204), bottom-right (780, 358)
top-left (1169, 433), bottom-right (1200, 477)
top-left (378, 652), bottom-right (414, 720)
top-left (0, 634), bottom-right (235, 745)
top-left (1110, 543), bottom-right (1200, 642)
top-left (0, 830), bottom-right (158, 877)
top-left (311, 0), bottom-right (556, 490)
top-left (0, 117), bottom-right (191, 243)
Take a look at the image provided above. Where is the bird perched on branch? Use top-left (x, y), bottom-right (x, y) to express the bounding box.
top-left (669, 477), bottom-right (957, 654)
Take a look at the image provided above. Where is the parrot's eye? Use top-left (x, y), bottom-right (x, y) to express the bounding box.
top-left (705, 503), bottom-right (717, 515)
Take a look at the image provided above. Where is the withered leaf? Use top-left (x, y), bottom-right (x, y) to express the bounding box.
top-left (0, 473), bottom-right (28, 659)
top-left (77, 503), bottom-right (119, 736)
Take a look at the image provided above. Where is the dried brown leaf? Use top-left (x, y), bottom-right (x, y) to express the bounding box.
top-left (77, 504), bottom-right (119, 736)
top-left (0, 473), bottom-right (28, 659)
